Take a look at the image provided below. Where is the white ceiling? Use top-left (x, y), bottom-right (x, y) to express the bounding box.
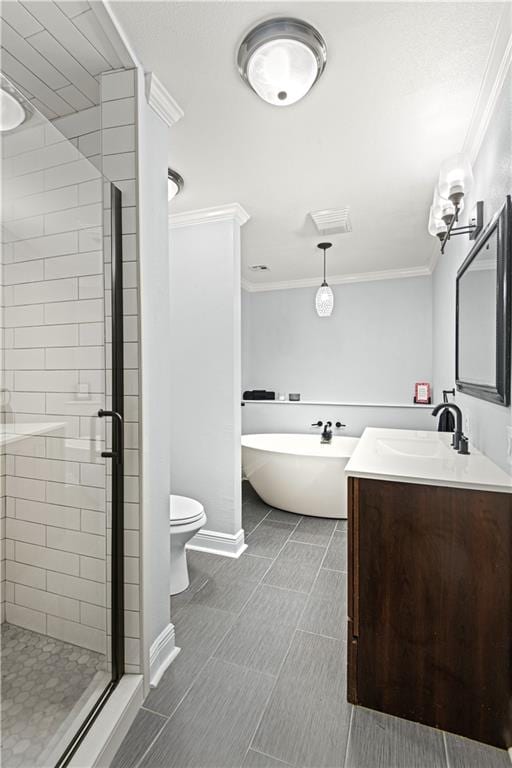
top-left (114, 1), bottom-right (502, 287)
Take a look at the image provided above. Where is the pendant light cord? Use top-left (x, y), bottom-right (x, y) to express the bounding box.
top-left (323, 246), bottom-right (327, 286)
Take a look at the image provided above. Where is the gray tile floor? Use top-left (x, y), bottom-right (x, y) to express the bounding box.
top-left (112, 483), bottom-right (509, 768)
top-left (1, 623), bottom-right (107, 768)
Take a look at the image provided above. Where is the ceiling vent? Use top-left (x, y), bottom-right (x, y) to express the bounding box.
top-left (249, 264), bottom-right (270, 271)
top-left (310, 207), bottom-right (352, 235)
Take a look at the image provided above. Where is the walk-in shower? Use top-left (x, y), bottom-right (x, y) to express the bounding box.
top-left (0, 76), bottom-right (124, 767)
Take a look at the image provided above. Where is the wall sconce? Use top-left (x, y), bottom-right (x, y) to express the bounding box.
top-left (428, 153), bottom-right (483, 254)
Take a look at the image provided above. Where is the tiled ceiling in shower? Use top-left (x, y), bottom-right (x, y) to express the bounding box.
top-left (0, 1), bottom-right (131, 119)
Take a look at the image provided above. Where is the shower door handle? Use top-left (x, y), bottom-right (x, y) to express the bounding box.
top-left (98, 409), bottom-right (124, 464)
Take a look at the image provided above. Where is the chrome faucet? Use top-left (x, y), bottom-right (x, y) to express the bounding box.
top-left (432, 402), bottom-right (464, 451)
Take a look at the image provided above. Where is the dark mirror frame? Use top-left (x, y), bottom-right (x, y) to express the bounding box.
top-left (456, 195), bottom-right (511, 406)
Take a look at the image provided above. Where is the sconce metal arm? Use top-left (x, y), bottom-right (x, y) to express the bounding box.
top-left (440, 201), bottom-right (484, 254)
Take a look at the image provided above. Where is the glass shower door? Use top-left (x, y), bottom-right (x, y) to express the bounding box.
top-left (0, 76), bottom-right (123, 767)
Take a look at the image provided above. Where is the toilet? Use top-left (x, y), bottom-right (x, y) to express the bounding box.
top-left (169, 494), bottom-right (207, 595)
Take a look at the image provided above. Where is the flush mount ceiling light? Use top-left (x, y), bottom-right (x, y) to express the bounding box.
top-left (237, 17), bottom-right (327, 106)
top-left (427, 152), bottom-right (483, 254)
top-left (168, 168), bottom-right (184, 201)
top-left (0, 86), bottom-right (27, 132)
top-left (315, 242), bottom-right (334, 317)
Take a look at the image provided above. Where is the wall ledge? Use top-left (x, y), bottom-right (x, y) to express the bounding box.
top-left (242, 400), bottom-right (433, 409)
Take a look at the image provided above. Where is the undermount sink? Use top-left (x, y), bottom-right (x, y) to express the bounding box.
top-left (376, 436), bottom-right (447, 459)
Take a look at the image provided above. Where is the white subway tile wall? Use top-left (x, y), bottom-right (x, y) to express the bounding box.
top-left (1, 60), bottom-right (141, 672)
top-left (1, 111), bottom-right (108, 657)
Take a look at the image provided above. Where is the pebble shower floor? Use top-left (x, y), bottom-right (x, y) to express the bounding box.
top-left (1, 623), bottom-right (106, 767)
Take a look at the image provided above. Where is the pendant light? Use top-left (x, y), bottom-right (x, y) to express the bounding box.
top-left (315, 242), bottom-right (334, 317)
top-left (238, 18), bottom-right (327, 107)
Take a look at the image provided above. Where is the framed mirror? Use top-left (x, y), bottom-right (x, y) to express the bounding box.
top-left (456, 195), bottom-right (511, 405)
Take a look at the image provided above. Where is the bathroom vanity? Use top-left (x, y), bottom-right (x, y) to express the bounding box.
top-left (345, 428), bottom-right (512, 749)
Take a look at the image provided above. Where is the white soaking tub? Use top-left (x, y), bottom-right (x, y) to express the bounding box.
top-left (241, 433), bottom-right (360, 519)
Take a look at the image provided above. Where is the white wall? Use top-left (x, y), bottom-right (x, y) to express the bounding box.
top-left (242, 276), bottom-right (432, 403)
top-left (432, 66), bottom-right (512, 472)
top-left (169, 217), bottom-right (242, 539)
top-left (242, 402), bottom-right (434, 438)
top-left (137, 68), bottom-right (172, 684)
top-left (242, 275), bottom-right (434, 436)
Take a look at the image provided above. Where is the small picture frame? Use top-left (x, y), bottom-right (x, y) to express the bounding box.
top-left (414, 382), bottom-right (431, 404)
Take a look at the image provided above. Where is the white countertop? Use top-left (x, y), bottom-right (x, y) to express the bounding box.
top-left (345, 428), bottom-right (512, 494)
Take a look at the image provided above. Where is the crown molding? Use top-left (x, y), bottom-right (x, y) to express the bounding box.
top-left (464, 4), bottom-right (512, 164)
top-left (169, 203), bottom-right (250, 229)
top-left (90, 1), bottom-right (136, 68)
top-left (242, 265), bottom-right (432, 292)
top-left (427, 241), bottom-right (441, 276)
top-left (145, 73), bottom-right (184, 128)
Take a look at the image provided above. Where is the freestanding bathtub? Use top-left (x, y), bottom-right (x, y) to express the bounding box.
top-left (241, 433), bottom-right (360, 519)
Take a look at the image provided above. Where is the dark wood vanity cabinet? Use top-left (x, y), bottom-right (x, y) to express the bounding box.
top-left (347, 476), bottom-right (512, 748)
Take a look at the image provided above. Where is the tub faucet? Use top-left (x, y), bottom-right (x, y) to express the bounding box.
top-left (321, 422), bottom-right (333, 444)
top-left (432, 402), bottom-right (464, 451)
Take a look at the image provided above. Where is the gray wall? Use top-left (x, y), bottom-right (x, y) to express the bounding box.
top-left (242, 276), bottom-right (433, 403)
top-left (432, 68), bottom-right (512, 472)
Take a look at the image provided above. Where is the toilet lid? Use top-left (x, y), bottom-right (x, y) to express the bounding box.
top-left (170, 494), bottom-right (205, 526)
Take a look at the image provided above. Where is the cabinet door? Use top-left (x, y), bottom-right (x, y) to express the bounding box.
top-left (355, 478), bottom-right (512, 748)
top-left (347, 476), bottom-right (359, 703)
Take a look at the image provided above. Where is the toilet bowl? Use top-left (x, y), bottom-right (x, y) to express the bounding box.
top-left (169, 494), bottom-right (207, 595)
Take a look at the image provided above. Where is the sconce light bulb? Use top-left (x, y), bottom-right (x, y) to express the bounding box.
top-left (428, 205), bottom-right (447, 238)
top-left (438, 153), bottom-right (473, 204)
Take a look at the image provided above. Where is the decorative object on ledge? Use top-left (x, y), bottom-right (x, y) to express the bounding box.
top-left (237, 17), bottom-right (327, 107)
top-left (427, 153), bottom-right (484, 254)
top-left (413, 382), bottom-right (431, 405)
top-left (315, 242), bottom-right (334, 317)
top-left (243, 390), bottom-right (275, 400)
top-left (289, 393), bottom-right (301, 401)
top-left (168, 168), bottom-right (184, 201)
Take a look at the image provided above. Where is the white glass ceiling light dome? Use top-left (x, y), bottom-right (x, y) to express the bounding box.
top-left (0, 86), bottom-right (26, 132)
top-left (315, 242), bottom-right (334, 317)
top-left (238, 18), bottom-right (327, 106)
top-left (168, 168), bottom-right (184, 201)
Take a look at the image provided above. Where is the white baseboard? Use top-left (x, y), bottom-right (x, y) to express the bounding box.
top-left (69, 674), bottom-right (143, 768)
top-left (149, 623), bottom-right (180, 688)
top-left (187, 527), bottom-right (247, 558)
